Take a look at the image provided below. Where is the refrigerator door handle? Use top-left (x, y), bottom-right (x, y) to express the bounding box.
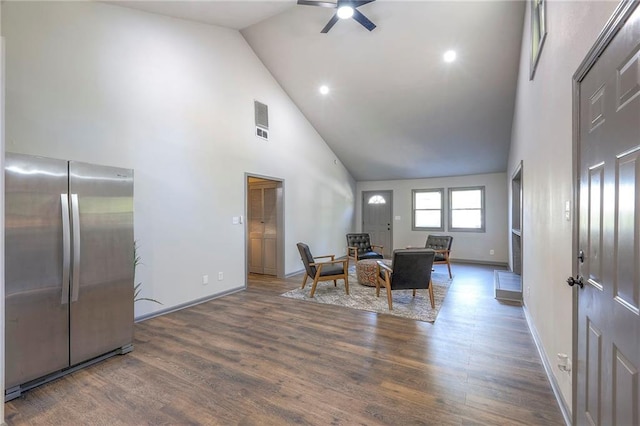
top-left (71, 193), bottom-right (81, 302)
top-left (61, 194), bottom-right (71, 305)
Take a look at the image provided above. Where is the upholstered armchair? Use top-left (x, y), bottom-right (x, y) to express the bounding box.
top-left (424, 235), bottom-right (453, 278)
top-left (346, 233), bottom-right (384, 263)
top-left (297, 242), bottom-right (349, 298)
top-left (376, 248), bottom-right (436, 310)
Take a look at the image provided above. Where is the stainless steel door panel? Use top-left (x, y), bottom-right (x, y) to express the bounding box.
top-left (69, 161), bottom-right (134, 365)
top-left (5, 153), bottom-right (70, 388)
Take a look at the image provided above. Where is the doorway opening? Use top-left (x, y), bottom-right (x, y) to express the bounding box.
top-left (246, 175), bottom-right (284, 278)
top-left (495, 162), bottom-right (523, 302)
top-left (511, 162), bottom-right (523, 276)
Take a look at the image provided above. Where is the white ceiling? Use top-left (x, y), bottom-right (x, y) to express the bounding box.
top-left (109, 1), bottom-right (526, 181)
top-left (109, 1), bottom-right (297, 30)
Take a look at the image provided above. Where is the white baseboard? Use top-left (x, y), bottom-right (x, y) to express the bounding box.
top-left (522, 304), bottom-right (572, 426)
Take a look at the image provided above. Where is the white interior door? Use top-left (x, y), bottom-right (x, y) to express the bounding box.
top-left (362, 190), bottom-right (392, 257)
top-left (575, 3), bottom-right (640, 424)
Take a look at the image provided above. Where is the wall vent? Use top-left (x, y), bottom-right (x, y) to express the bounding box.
top-left (254, 100), bottom-right (269, 141)
top-left (256, 127), bottom-right (269, 140)
top-left (254, 101), bottom-right (269, 130)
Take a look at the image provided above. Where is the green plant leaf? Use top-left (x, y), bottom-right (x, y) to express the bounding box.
top-left (133, 240), bottom-right (162, 305)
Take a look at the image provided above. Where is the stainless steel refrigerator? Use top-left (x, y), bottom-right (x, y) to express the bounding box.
top-left (5, 152), bottom-right (134, 400)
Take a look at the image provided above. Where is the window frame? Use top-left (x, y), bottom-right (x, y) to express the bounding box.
top-left (411, 188), bottom-right (445, 231)
top-left (448, 186), bottom-right (486, 232)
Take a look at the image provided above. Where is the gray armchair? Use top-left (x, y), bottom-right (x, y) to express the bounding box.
top-left (297, 242), bottom-right (349, 298)
top-left (425, 235), bottom-right (453, 278)
top-left (346, 233), bottom-right (383, 263)
top-left (376, 248), bottom-right (436, 310)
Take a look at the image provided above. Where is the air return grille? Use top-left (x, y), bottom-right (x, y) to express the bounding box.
top-left (254, 100), bottom-right (269, 140)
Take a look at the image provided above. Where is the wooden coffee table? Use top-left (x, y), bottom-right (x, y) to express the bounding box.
top-left (355, 259), bottom-right (392, 287)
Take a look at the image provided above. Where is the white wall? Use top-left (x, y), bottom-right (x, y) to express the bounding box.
top-left (2, 1), bottom-right (355, 319)
top-left (508, 0), bottom-right (618, 413)
top-left (357, 172), bottom-right (508, 264)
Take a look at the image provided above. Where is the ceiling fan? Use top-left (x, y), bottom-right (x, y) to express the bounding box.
top-left (297, 0), bottom-right (377, 33)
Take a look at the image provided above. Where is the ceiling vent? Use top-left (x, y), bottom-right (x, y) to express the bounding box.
top-left (254, 100), bottom-right (269, 140)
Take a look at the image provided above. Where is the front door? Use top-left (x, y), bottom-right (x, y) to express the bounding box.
top-left (575, 3), bottom-right (640, 424)
top-left (362, 190), bottom-right (392, 257)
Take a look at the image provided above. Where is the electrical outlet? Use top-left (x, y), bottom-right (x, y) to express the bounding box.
top-left (202, 275), bottom-right (209, 285)
top-left (557, 353), bottom-right (571, 373)
top-left (218, 272), bottom-right (223, 281)
top-left (489, 249), bottom-right (495, 255)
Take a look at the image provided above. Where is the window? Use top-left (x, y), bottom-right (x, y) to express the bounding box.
top-left (368, 195), bottom-right (386, 204)
top-left (412, 189), bottom-right (444, 231)
top-left (448, 186), bottom-right (485, 232)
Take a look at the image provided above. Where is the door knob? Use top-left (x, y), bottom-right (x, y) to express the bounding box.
top-left (566, 276), bottom-right (584, 288)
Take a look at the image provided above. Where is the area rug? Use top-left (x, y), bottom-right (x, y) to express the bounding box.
top-left (281, 271), bottom-right (452, 323)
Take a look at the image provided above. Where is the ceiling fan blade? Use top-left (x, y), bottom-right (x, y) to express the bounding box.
top-left (297, 0), bottom-right (338, 9)
top-left (352, 9), bottom-right (376, 31)
top-left (321, 13), bottom-right (340, 33)
top-left (351, 0), bottom-right (376, 7)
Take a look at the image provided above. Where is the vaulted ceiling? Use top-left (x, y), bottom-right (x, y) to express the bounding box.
top-left (111, 1), bottom-right (526, 181)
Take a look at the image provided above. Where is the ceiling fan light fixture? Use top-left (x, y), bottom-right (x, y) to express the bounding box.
top-left (298, 0), bottom-right (376, 33)
top-left (337, 5), bottom-right (354, 19)
top-left (443, 50), bottom-right (457, 63)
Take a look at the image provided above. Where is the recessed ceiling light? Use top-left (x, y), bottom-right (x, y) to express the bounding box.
top-left (319, 85), bottom-right (330, 95)
top-left (337, 6), bottom-right (354, 19)
top-left (443, 50), bottom-right (457, 63)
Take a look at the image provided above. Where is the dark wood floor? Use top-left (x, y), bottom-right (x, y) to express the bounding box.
top-left (5, 263), bottom-right (564, 425)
